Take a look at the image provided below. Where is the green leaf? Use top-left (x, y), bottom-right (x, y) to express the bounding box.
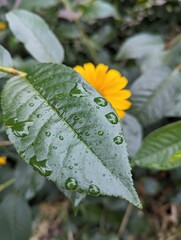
top-left (6, 10), bottom-right (64, 63)
top-left (0, 45), bottom-right (13, 67)
top-left (1, 63), bottom-right (141, 207)
top-left (130, 66), bottom-right (181, 126)
top-left (15, 160), bottom-right (45, 200)
top-left (121, 114), bottom-right (142, 158)
top-left (0, 45), bottom-right (13, 78)
top-left (116, 33), bottom-right (164, 60)
top-left (80, 1), bottom-right (119, 21)
top-left (20, 0), bottom-right (58, 10)
top-left (0, 194), bottom-right (32, 240)
top-left (132, 121), bottom-right (181, 170)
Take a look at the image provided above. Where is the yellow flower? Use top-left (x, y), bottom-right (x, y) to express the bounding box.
top-left (0, 156), bottom-right (7, 165)
top-left (74, 63), bottom-right (131, 119)
top-left (0, 22), bottom-right (6, 31)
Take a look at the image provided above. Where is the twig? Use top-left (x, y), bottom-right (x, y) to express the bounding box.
top-left (0, 178), bottom-right (15, 192)
top-left (117, 203), bottom-right (133, 239)
top-left (0, 140), bottom-right (12, 146)
top-left (0, 66), bottom-right (27, 77)
top-left (61, 0), bottom-right (99, 64)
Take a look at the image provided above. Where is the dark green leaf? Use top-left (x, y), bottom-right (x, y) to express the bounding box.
top-left (116, 33), bottom-right (164, 60)
top-left (6, 10), bottom-right (64, 63)
top-left (132, 121), bottom-right (181, 170)
top-left (15, 160), bottom-right (45, 200)
top-left (130, 66), bottom-right (181, 126)
top-left (0, 194), bottom-right (32, 240)
top-left (80, 1), bottom-right (119, 21)
top-left (19, 0), bottom-right (58, 10)
top-left (1, 63), bottom-right (141, 207)
top-left (121, 114), bottom-right (142, 157)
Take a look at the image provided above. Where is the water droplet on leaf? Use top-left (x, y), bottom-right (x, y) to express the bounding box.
top-left (37, 114), bottom-right (42, 118)
top-left (94, 97), bottom-right (108, 107)
top-left (59, 136), bottom-right (64, 140)
top-left (29, 103), bottom-right (34, 107)
top-left (88, 184), bottom-right (100, 196)
top-left (114, 136), bottom-right (123, 145)
top-left (85, 132), bottom-right (90, 136)
top-left (98, 131), bottom-right (104, 136)
top-left (69, 83), bottom-right (89, 98)
top-left (65, 177), bottom-right (78, 190)
top-left (45, 131), bottom-right (51, 137)
top-left (105, 112), bottom-right (118, 124)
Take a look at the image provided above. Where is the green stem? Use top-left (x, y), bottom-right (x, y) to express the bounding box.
top-left (0, 66), bottom-right (27, 77)
top-left (0, 178), bottom-right (15, 192)
top-left (61, 0), bottom-right (99, 64)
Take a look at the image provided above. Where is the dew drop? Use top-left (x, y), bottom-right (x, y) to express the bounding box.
top-left (68, 166), bottom-right (73, 170)
top-left (29, 103), bottom-right (34, 107)
top-left (105, 112), bottom-right (118, 124)
top-left (37, 114), bottom-right (42, 118)
top-left (85, 132), bottom-right (90, 136)
top-left (73, 115), bottom-right (79, 121)
top-left (94, 97), bottom-right (108, 107)
top-left (79, 120), bottom-right (83, 124)
top-left (53, 146), bottom-right (57, 149)
top-left (59, 135), bottom-right (64, 140)
top-left (96, 106), bottom-right (100, 109)
top-left (98, 131), bottom-right (104, 136)
top-left (74, 163), bottom-right (78, 166)
top-left (65, 177), bottom-right (78, 190)
top-left (113, 136), bottom-right (123, 145)
top-left (88, 184), bottom-right (100, 196)
top-left (45, 131), bottom-right (51, 137)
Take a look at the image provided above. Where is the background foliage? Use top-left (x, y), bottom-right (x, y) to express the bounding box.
top-left (1, 0), bottom-right (181, 239)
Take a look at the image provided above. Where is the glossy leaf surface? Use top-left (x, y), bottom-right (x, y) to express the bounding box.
top-left (132, 121), bottom-right (181, 170)
top-left (6, 10), bottom-right (64, 63)
top-left (1, 63), bottom-right (141, 207)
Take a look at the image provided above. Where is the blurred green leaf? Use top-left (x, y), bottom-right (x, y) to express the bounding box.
top-left (130, 66), bottom-right (181, 126)
top-left (0, 45), bottom-right (13, 67)
top-left (116, 33), bottom-right (164, 60)
top-left (19, 0), bottom-right (58, 10)
top-left (15, 160), bottom-right (45, 200)
top-left (6, 10), bottom-right (64, 63)
top-left (121, 113), bottom-right (142, 157)
top-left (132, 121), bottom-right (181, 170)
top-left (80, 1), bottom-right (119, 21)
top-left (1, 63), bottom-right (141, 207)
top-left (0, 194), bottom-right (32, 240)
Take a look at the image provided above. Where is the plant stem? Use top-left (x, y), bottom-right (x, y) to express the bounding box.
top-left (0, 178), bottom-right (15, 192)
top-left (0, 66), bottom-right (27, 77)
top-left (117, 203), bottom-right (133, 239)
top-left (61, 0), bottom-right (99, 64)
top-left (0, 141), bottom-right (12, 146)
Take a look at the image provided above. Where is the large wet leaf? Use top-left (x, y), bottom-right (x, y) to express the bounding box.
top-left (1, 63), bottom-right (141, 207)
top-left (130, 66), bottom-right (181, 126)
top-left (0, 45), bottom-right (13, 78)
top-left (132, 121), bottom-right (181, 170)
top-left (6, 10), bottom-right (64, 63)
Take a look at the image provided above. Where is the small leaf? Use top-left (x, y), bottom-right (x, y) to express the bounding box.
top-left (121, 114), bottom-right (142, 157)
top-left (0, 45), bottom-right (13, 67)
top-left (132, 121), bottom-right (181, 170)
top-left (80, 1), bottom-right (119, 20)
top-left (116, 33), bottom-right (164, 60)
top-left (0, 45), bottom-right (13, 78)
top-left (2, 63), bottom-right (141, 207)
top-left (0, 194), bottom-right (32, 240)
top-left (130, 66), bottom-right (181, 126)
top-left (6, 10), bottom-right (64, 63)
top-left (20, 0), bottom-right (58, 10)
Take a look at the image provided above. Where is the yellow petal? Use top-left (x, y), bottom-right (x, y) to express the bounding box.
top-left (0, 156), bottom-right (7, 165)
